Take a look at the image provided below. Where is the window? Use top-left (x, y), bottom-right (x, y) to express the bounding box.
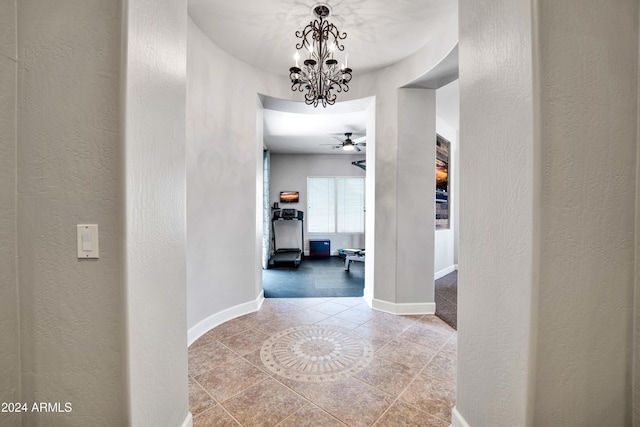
top-left (307, 177), bottom-right (365, 233)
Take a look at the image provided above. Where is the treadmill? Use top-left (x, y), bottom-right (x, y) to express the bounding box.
top-left (268, 208), bottom-right (304, 268)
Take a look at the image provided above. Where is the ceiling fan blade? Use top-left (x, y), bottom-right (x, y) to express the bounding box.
top-left (353, 136), bottom-right (366, 143)
top-left (354, 145), bottom-right (361, 152)
top-left (333, 136), bottom-right (345, 142)
top-left (355, 142), bottom-right (367, 147)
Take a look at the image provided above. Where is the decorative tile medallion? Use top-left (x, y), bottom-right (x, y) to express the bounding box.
top-left (260, 325), bottom-right (373, 382)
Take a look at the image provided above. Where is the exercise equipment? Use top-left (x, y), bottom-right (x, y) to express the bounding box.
top-left (342, 248), bottom-right (365, 271)
top-left (269, 208), bottom-right (304, 267)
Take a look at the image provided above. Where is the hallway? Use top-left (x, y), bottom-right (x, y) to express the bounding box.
top-left (188, 298), bottom-right (456, 426)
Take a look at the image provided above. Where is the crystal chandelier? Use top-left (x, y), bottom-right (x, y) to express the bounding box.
top-left (289, 4), bottom-right (353, 108)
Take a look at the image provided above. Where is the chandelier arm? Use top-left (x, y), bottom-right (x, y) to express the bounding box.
top-left (289, 5), bottom-right (352, 108)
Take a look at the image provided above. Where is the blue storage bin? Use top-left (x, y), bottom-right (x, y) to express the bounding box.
top-left (309, 240), bottom-right (330, 257)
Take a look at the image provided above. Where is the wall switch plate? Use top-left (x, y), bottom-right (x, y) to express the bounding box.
top-left (77, 224), bottom-right (99, 259)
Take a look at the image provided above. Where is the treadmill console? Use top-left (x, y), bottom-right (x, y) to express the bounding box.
top-left (282, 208), bottom-right (296, 219)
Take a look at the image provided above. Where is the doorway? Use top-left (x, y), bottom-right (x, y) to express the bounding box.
top-left (258, 96), bottom-right (375, 299)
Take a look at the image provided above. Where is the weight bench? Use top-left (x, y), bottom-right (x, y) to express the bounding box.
top-left (343, 249), bottom-right (365, 271)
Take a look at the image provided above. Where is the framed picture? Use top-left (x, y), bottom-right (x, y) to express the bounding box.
top-left (279, 191), bottom-right (299, 203)
top-left (436, 134), bottom-right (450, 230)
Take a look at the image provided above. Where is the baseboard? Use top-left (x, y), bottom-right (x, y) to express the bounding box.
top-left (187, 291), bottom-right (265, 347)
top-left (435, 265), bottom-right (457, 280)
top-left (363, 288), bottom-right (374, 308)
top-left (181, 412), bottom-right (193, 427)
top-left (371, 298), bottom-right (435, 315)
top-left (450, 406), bottom-right (470, 427)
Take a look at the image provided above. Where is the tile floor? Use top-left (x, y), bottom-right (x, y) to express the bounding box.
top-left (188, 297), bottom-right (456, 427)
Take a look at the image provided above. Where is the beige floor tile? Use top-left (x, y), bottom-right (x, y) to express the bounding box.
top-left (188, 341), bottom-right (239, 376)
top-left (188, 297), bottom-right (458, 427)
top-left (352, 324), bottom-right (397, 350)
top-left (274, 375), bottom-right (333, 402)
top-left (422, 351), bottom-right (456, 384)
top-left (256, 311), bottom-right (329, 334)
top-left (353, 355), bottom-right (419, 397)
top-left (361, 313), bottom-right (416, 335)
top-left (441, 334), bottom-right (457, 356)
top-left (189, 329), bottom-right (220, 350)
top-left (254, 315), bottom-right (309, 335)
top-left (282, 297), bottom-right (330, 307)
top-left (373, 401), bottom-right (448, 427)
top-left (219, 328), bottom-right (271, 356)
top-left (203, 317), bottom-right (250, 341)
top-left (222, 378), bottom-right (307, 427)
top-left (195, 358), bottom-right (269, 402)
top-left (262, 299), bottom-right (302, 314)
top-left (314, 377), bottom-right (393, 427)
top-left (376, 338), bottom-right (438, 370)
top-left (333, 306), bottom-right (377, 324)
top-left (416, 315), bottom-right (453, 330)
top-left (298, 309), bottom-right (332, 324)
top-left (193, 405), bottom-right (241, 427)
top-left (311, 301), bottom-right (352, 315)
top-left (188, 377), bottom-right (217, 416)
top-left (242, 348), bottom-right (271, 374)
top-left (400, 374), bottom-right (455, 422)
top-left (314, 315), bottom-right (360, 330)
top-left (332, 297), bottom-right (366, 307)
top-left (276, 403), bottom-right (346, 427)
top-left (399, 323), bottom-right (452, 350)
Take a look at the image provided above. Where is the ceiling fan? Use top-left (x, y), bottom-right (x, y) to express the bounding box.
top-left (322, 132), bottom-right (367, 152)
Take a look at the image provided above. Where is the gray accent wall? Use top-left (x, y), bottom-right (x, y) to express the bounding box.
top-left (2, 1), bottom-right (190, 426)
top-left (0, 1), bottom-right (19, 426)
top-left (16, 2), bottom-right (126, 425)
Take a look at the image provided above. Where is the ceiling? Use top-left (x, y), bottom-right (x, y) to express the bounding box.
top-left (188, 0), bottom-right (458, 154)
top-left (261, 96), bottom-right (370, 154)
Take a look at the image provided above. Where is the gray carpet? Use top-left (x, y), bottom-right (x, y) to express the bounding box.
top-left (263, 256), bottom-right (364, 298)
top-left (435, 270), bottom-right (457, 330)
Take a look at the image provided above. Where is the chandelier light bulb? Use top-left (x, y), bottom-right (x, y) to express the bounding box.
top-left (294, 51), bottom-right (300, 67)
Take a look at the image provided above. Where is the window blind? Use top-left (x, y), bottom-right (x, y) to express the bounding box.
top-left (308, 177), bottom-right (364, 233)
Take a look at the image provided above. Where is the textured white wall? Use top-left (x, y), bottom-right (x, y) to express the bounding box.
top-left (457, 0), bottom-right (638, 425)
top-left (186, 18), bottom-right (289, 331)
top-left (270, 154), bottom-right (366, 254)
top-left (458, 0), bottom-right (537, 425)
top-left (16, 1), bottom-right (125, 425)
top-left (350, 15), bottom-right (458, 307)
top-left (533, 1), bottom-right (637, 425)
top-left (123, 0), bottom-right (189, 425)
top-left (0, 1), bottom-right (19, 426)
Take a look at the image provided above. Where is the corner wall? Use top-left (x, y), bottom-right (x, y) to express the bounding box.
top-left (458, 0), bottom-right (537, 424)
top-left (457, 0), bottom-right (638, 425)
top-left (124, 0), bottom-right (189, 425)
